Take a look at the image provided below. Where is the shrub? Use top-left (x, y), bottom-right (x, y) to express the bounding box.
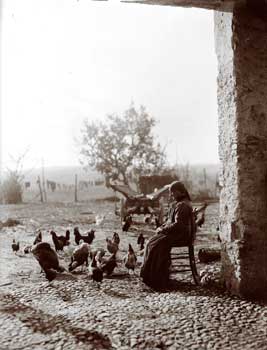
top-left (1, 173), bottom-right (23, 204)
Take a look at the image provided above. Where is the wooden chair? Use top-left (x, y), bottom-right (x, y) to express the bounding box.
top-left (169, 203), bottom-right (208, 285)
top-left (170, 241), bottom-right (200, 285)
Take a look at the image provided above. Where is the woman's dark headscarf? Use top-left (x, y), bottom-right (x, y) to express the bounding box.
top-left (169, 181), bottom-right (191, 201)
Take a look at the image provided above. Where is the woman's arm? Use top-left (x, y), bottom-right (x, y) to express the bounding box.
top-left (157, 202), bottom-right (191, 236)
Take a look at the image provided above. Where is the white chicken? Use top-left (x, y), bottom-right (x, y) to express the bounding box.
top-left (95, 214), bottom-right (105, 226)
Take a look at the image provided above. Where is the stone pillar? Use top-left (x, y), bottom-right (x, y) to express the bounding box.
top-left (215, 5), bottom-right (267, 299)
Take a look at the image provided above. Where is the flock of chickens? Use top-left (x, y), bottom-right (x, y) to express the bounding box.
top-left (11, 227), bottom-right (146, 286)
top-left (10, 204), bottom-right (208, 287)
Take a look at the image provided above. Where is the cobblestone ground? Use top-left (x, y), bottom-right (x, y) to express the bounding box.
top-left (1, 201), bottom-right (267, 350)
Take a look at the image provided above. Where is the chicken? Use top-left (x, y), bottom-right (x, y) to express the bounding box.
top-left (216, 225), bottom-right (222, 242)
top-left (90, 248), bottom-right (106, 267)
top-left (196, 212), bottom-right (205, 228)
top-left (33, 230), bottom-right (42, 245)
top-left (112, 232), bottom-right (120, 246)
top-left (123, 243), bottom-right (137, 274)
top-left (137, 233), bottom-right (145, 250)
top-left (95, 214), bottom-right (105, 226)
top-left (31, 242), bottom-right (65, 281)
top-left (65, 230), bottom-right (70, 241)
top-left (144, 215), bottom-right (151, 224)
top-left (68, 243), bottom-right (90, 272)
top-left (50, 230), bottom-right (70, 251)
top-left (11, 239), bottom-right (19, 254)
top-left (24, 245), bottom-right (32, 254)
top-left (122, 215), bottom-right (132, 232)
top-left (89, 254), bottom-right (103, 285)
top-left (106, 238), bottom-right (119, 255)
top-left (73, 227), bottom-right (95, 245)
top-left (100, 254), bottom-right (117, 276)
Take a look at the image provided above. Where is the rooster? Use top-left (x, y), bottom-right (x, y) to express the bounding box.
top-left (50, 230), bottom-right (70, 251)
top-left (124, 244), bottom-right (137, 274)
top-left (69, 243), bottom-right (90, 272)
top-left (73, 227), bottom-right (95, 245)
top-left (11, 239), bottom-right (19, 254)
top-left (100, 253), bottom-right (117, 276)
top-left (33, 230), bottom-right (42, 245)
top-left (89, 254), bottom-right (103, 286)
top-left (106, 238), bottom-right (119, 255)
top-left (137, 233), bottom-right (145, 250)
top-left (122, 215), bottom-right (132, 232)
top-left (31, 242), bottom-right (65, 281)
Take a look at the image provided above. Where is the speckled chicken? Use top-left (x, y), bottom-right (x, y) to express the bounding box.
top-left (106, 238), bottom-right (119, 255)
top-left (31, 242), bottom-right (65, 281)
top-left (90, 248), bottom-right (106, 267)
top-left (68, 243), bottom-right (90, 272)
top-left (124, 243), bottom-right (137, 273)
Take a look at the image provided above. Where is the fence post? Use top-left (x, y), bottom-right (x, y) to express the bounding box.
top-left (75, 174), bottom-right (78, 203)
top-left (37, 176), bottom-right (44, 203)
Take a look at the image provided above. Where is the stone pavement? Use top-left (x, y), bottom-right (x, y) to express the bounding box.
top-left (1, 202), bottom-right (266, 349)
top-left (0, 271), bottom-right (267, 350)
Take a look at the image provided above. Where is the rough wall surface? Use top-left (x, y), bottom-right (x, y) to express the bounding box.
top-left (215, 7), bottom-right (267, 299)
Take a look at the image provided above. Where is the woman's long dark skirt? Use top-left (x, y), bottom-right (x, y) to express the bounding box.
top-left (140, 233), bottom-right (172, 291)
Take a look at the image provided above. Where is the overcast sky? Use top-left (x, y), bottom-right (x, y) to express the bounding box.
top-left (1, 0), bottom-right (219, 171)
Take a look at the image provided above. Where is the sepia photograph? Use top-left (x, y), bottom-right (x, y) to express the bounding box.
top-left (0, 0), bottom-right (267, 349)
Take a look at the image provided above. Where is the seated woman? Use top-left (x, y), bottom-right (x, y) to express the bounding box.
top-left (140, 181), bottom-right (195, 291)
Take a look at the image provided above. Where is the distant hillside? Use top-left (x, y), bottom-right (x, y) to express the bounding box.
top-left (23, 166), bottom-right (103, 185)
top-left (19, 163), bottom-right (220, 192)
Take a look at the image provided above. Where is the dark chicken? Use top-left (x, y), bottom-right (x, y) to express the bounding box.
top-left (89, 254), bottom-right (103, 285)
top-left (11, 239), bottom-right (19, 253)
top-left (112, 232), bottom-right (120, 245)
top-left (33, 230), bottom-right (42, 245)
top-left (50, 230), bottom-right (70, 251)
top-left (73, 227), bottom-right (95, 245)
top-left (31, 242), bottom-right (65, 281)
top-left (122, 215), bottom-right (132, 232)
top-left (137, 233), bottom-right (145, 250)
top-left (100, 253), bottom-right (117, 276)
top-left (196, 212), bottom-right (205, 228)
